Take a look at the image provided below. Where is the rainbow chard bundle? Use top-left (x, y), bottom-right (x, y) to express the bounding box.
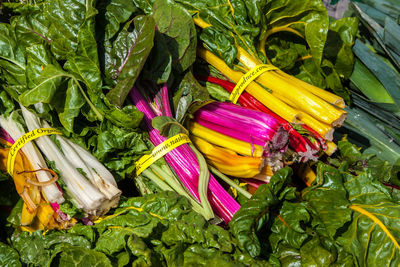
top-left (0, 107), bottom-right (121, 232)
top-left (188, 101), bottom-right (289, 181)
top-left (129, 85), bottom-right (240, 223)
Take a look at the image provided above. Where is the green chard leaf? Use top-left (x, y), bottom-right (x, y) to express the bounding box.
top-left (0, 242), bottom-right (21, 267)
top-left (337, 171), bottom-right (400, 266)
top-left (0, 23), bottom-right (26, 91)
top-left (106, 15), bottom-right (156, 107)
top-left (43, 0), bottom-right (98, 60)
top-left (302, 164), bottom-right (352, 239)
top-left (153, 0), bottom-right (197, 73)
top-left (18, 64), bottom-right (65, 106)
top-left (11, 230), bottom-right (91, 266)
top-left (173, 71), bottom-right (209, 122)
top-left (264, 0), bottom-right (329, 66)
top-left (53, 243), bottom-right (112, 267)
top-left (229, 167), bottom-right (292, 257)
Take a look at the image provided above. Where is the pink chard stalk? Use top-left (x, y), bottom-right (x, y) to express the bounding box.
top-left (129, 85), bottom-right (240, 223)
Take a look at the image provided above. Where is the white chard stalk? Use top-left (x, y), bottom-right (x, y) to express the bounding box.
top-left (21, 106), bottom-right (120, 216)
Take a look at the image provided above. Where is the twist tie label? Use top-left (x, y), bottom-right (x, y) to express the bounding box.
top-left (136, 133), bottom-right (191, 176)
top-left (7, 128), bottom-right (62, 175)
top-left (229, 64), bottom-right (278, 104)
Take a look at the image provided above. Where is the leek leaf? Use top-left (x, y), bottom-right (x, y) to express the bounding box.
top-left (353, 40), bottom-right (400, 109)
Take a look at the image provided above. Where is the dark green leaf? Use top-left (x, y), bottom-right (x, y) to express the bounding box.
top-left (58, 79), bottom-right (86, 133)
top-left (43, 0), bottom-right (97, 59)
top-left (18, 64), bottom-right (65, 106)
top-left (54, 243), bottom-right (112, 267)
top-left (300, 236), bottom-right (334, 266)
top-left (324, 17), bottom-right (358, 79)
top-left (0, 90), bottom-right (15, 116)
top-left (64, 20), bottom-right (102, 98)
top-left (0, 242), bottom-right (21, 267)
top-left (173, 71), bottom-right (209, 122)
top-left (182, 244), bottom-right (242, 267)
top-left (269, 202), bottom-right (310, 251)
top-left (152, 116), bottom-right (186, 137)
top-left (337, 171), bottom-right (400, 266)
top-left (100, 0), bottom-right (138, 41)
top-left (0, 24), bottom-right (26, 88)
top-left (106, 15), bottom-right (155, 107)
top-left (153, 0), bottom-right (197, 72)
top-left (142, 31), bottom-right (172, 84)
top-left (302, 164), bottom-right (351, 239)
top-left (229, 167), bottom-right (292, 257)
top-left (11, 230), bottom-right (91, 266)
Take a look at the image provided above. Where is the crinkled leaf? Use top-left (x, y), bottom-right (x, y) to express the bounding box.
top-left (104, 103), bottom-right (143, 130)
top-left (229, 167), bottom-right (292, 257)
top-left (269, 202), bottom-right (310, 251)
top-left (199, 27), bottom-right (237, 67)
top-left (53, 243), bottom-right (112, 267)
top-left (12, 10), bottom-right (51, 48)
top-left (0, 24), bottom-right (26, 89)
top-left (323, 17), bottom-right (358, 79)
top-left (91, 123), bottom-right (150, 179)
top-left (11, 230), bottom-right (91, 266)
top-left (0, 242), bottom-right (21, 267)
top-left (299, 236), bottom-right (335, 266)
top-left (182, 244), bottom-right (242, 267)
top-left (302, 164), bottom-right (352, 239)
top-left (64, 20), bottom-right (102, 98)
top-left (100, 0), bottom-right (138, 41)
top-left (321, 59), bottom-right (350, 103)
top-left (43, 0), bottom-right (97, 60)
top-left (337, 171), bottom-right (400, 266)
top-left (116, 251), bottom-right (130, 267)
top-left (264, 0), bottom-right (329, 66)
top-left (127, 234), bottom-right (155, 266)
top-left (106, 15), bottom-right (155, 107)
top-left (95, 228), bottom-right (134, 255)
top-left (161, 212), bottom-right (233, 253)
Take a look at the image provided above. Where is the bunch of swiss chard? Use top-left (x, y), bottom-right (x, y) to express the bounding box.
top-left (164, 0), bottom-right (360, 164)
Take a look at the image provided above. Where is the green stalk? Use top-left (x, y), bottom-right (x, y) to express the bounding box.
top-left (190, 143), bottom-right (214, 220)
top-left (141, 169), bottom-right (174, 192)
top-left (70, 77), bottom-right (104, 121)
top-left (146, 165), bottom-right (206, 217)
top-left (209, 166), bottom-right (252, 199)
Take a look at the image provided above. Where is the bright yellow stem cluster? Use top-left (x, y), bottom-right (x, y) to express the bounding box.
top-left (188, 121), bottom-right (264, 157)
top-left (196, 47), bottom-right (347, 141)
top-left (235, 47), bottom-right (347, 140)
top-left (197, 48), bottom-right (301, 123)
top-left (191, 136), bottom-right (263, 178)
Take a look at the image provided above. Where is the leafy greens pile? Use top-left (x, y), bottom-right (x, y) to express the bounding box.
top-left (1, 140), bottom-right (400, 266)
